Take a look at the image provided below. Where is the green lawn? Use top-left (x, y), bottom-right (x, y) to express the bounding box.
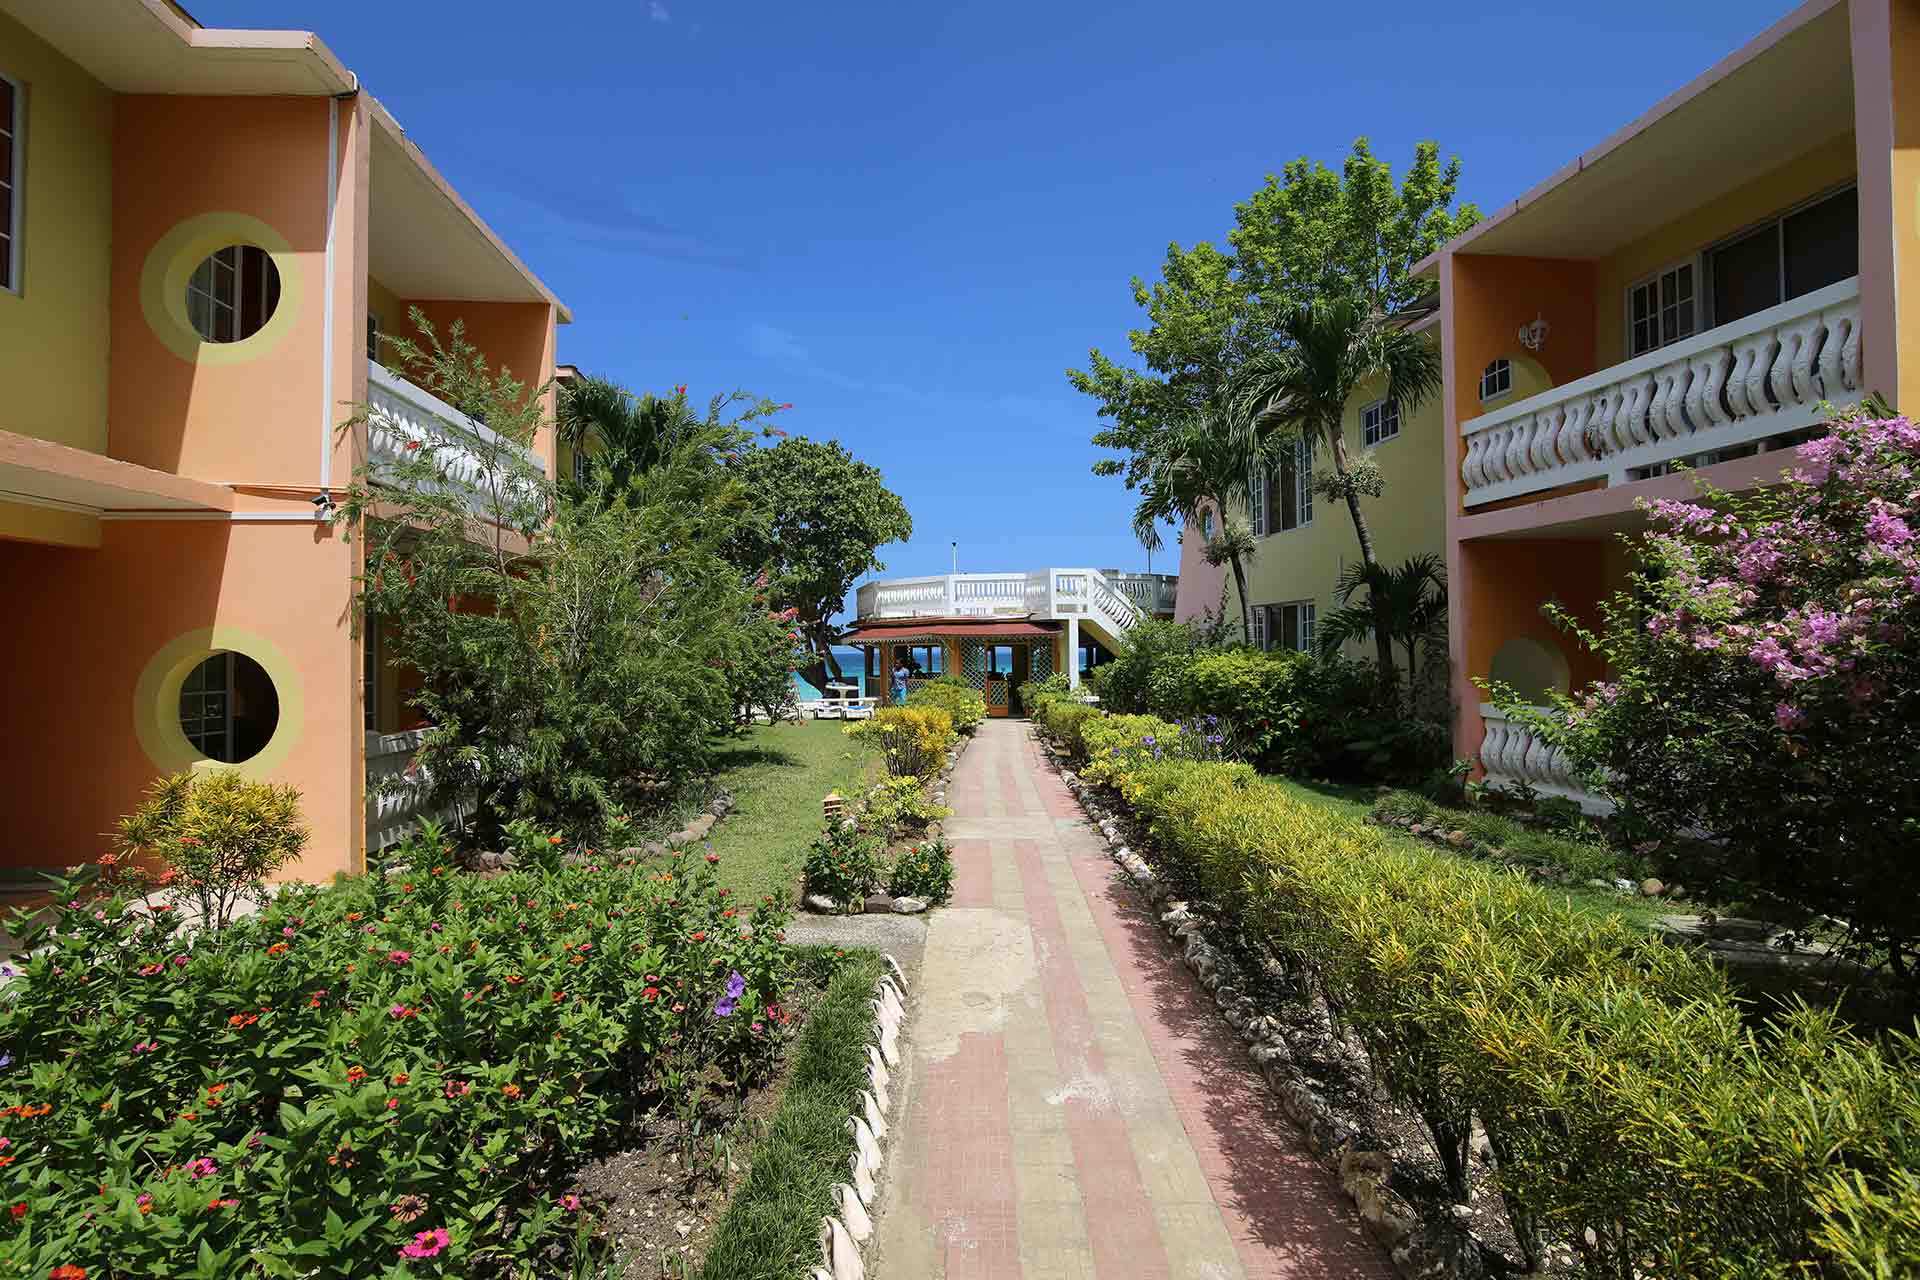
top-left (1271, 776), bottom-right (1673, 931)
top-left (702, 719), bottom-right (880, 905)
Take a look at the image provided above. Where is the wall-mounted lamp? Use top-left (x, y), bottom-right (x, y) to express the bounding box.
top-left (1518, 313), bottom-right (1550, 352)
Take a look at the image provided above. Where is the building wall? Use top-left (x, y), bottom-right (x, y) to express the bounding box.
top-left (1591, 131), bottom-right (1859, 369)
top-left (1221, 366), bottom-right (1448, 662)
top-left (1170, 501), bottom-right (1226, 623)
top-left (400, 299), bottom-right (559, 473)
top-left (0, 518), bottom-right (361, 880)
top-left (108, 95), bottom-right (336, 485)
top-left (0, 12), bottom-right (114, 452)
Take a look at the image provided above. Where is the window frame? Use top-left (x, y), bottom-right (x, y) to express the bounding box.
top-left (1624, 256), bottom-right (1700, 358)
top-left (1477, 359), bottom-right (1511, 403)
top-left (1277, 600), bottom-right (1317, 654)
top-left (181, 653), bottom-right (236, 762)
top-left (1700, 181), bottom-right (1858, 330)
top-left (367, 311), bottom-right (383, 364)
top-left (1250, 604), bottom-right (1267, 651)
top-left (1200, 508), bottom-right (1214, 540)
top-left (0, 72), bottom-right (20, 296)
top-left (1361, 397), bottom-right (1401, 447)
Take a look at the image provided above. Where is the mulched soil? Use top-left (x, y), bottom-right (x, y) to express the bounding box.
top-left (567, 981), bottom-right (832, 1278)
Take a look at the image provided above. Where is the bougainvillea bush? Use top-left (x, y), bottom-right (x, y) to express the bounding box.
top-left (0, 835), bottom-right (797, 1279)
top-left (1502, 410), bottom-right (1920, 994)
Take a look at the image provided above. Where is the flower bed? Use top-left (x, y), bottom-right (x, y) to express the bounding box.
top-left (0, 836), bottom-right (798, 1278)
top-left (1037, 704), bottom-right (1920, 1277)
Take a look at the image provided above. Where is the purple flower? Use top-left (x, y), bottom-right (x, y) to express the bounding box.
top-left (1774, 702), bottom-right (1808, 732)
top-left (714, 970), bottom-right (747, 1018)
top-left (725, 971), bottom-right (747, 1000)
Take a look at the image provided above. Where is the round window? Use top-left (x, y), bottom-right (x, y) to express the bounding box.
top-left (185, 245), bottom-right (281, 343)
top-left (179, 651), bottom-right (281, 763)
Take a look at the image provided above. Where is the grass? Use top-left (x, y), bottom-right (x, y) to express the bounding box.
top-left (703, 720), bottom-right (881, 905)
top-left (697, 948), bottom-right (887, 1280)
top-left (1273, 776), bottom-right (1674, 931)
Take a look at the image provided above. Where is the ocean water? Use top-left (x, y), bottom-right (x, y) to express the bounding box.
top-left (792, 647), bottom-right (869, 701)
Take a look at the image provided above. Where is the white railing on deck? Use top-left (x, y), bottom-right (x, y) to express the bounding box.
top-left (367, 361), bottom-right (547, 517)
top-left (366, 730), bottom-right (474, 852)
top-left (1460, 277), bottom-right (1860, 507)
top-left (1478, 704), bottom-right (1613, 815)
top-left (854, 568), bottom-right (1169, 637)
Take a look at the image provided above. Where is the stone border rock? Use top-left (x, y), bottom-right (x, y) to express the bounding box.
top-left (1046, 750), bottom-right (1491, 1280)
top-left (810, 953), bottom-right (910, 1280)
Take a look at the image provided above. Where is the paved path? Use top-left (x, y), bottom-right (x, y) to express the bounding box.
top-left (871, 720), bottom-right (1390, 1280)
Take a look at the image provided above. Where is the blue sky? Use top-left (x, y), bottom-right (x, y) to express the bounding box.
top-left (206, 0), bottom-right (1800, 599)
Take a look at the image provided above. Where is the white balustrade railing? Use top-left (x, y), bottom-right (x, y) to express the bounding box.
top-left (365, 729), bottom-right (474, 852)
top-left (1478, 704), bottom-right (1612, 814)
top-left (853, 567), bottom-right (1160, 636)
top-left (1460, 277), bottom-right (1860, 507)
top-left (367, 361), bottom-right (547, 518)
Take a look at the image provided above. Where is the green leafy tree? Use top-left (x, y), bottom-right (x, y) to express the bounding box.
top-left (338, 312), bottom-right (785, 843)
top-left (557, 374), bottom-right (705, 501)
top-left (726, 438), bottom-right (913, 693)
top-left (1125, 402), bottom-right (1261, 640)
top-left (1074, 139), bottom-right (1475, 663)
top-left (1230, 298), bottom-right (1444, 696)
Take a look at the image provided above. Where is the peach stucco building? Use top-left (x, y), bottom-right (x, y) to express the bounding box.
top-left (0, 0), bottom-right (569, 879)
top-left (1427, 0), bottom-right (1901, 808)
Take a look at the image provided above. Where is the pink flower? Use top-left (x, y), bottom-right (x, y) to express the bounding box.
top-left (185, 1157), bottom-right (217, 1179)
top-left (559, 1194), bottom-right (582, 1211)
top-left (399, 1227), bottom-right (450, 1259)
top-left (387, 950), bottom-right (412, 966)
top-left (1774, 702), bottom-right (1807, 732)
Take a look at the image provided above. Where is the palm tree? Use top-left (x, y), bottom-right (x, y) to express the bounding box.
top-left (1230, 297), bottom-right (1443, 698)
top-left (1317, 554), bottom-right (1447, 711)
top-left (1128, 403), bottom-right (1262, 641)
top-left (556, 376), bottom-right (703, 500)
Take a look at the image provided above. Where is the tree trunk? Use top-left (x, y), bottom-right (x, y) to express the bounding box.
top-left (1228, 552), bottom-right (1254, 646)
top-left (1326, 431), bottom-right (1398, 702)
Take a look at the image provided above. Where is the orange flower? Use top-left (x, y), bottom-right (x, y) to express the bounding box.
top-left (501, 1083), bottom-right (522, 1099)
top-left (390, 1072), bottom-right (409, 1086)
top-left (346, 1066), bottom-right (367, 1084)
top-left (266, 942), bottom-right (289, 956)
top-left (52, 1265), bottom-right (88, 1279)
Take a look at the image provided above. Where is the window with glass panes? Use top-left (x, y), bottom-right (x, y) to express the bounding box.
top-left (181, 654), bottom-right (234, 761)
top-left (1478, 359), bottom-right (1511, 401)
top-left (1706, 185), bottom-right (1858, 331)
top-left (1628, 261), bottom-right (1696, 356)
top-left (187, 245), bottom-right (278, 343)
top-left (1253, 440), bottom-right (1313, 535)
top-left (1362, 398), bottom-right (1400, 446)
top-left (1, 74), bottom-right (19, 293)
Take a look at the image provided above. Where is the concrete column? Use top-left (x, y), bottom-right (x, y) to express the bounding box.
top-left (1066, 616), bottom-right (1080, 689)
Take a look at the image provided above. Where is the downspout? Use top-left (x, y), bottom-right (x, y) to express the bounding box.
top-left (318, 94), bottom-right (340, 500)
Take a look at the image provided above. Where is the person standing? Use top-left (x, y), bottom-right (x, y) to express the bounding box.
top-left (891, 657), bottom-right (910, 706)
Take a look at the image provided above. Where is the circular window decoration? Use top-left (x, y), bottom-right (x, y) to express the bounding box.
top-left (185, 245), bottom-right (282, 344)
top-left (178, 651), bottom-right (282, 763)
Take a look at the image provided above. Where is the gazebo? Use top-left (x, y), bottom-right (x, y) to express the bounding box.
top-left (840, 617), bottom-right (1062, 718)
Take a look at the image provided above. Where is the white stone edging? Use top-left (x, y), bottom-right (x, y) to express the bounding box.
top-left (809, 954), bottom-right (910, 1280)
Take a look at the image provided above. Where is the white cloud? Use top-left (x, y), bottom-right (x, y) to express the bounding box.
top-left (648, 1), bottom-right (671, 22)
top-left (744, 323), bottom-right (924, 399)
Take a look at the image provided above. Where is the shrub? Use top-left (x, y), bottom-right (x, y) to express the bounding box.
top-left (114, 770), bottom-right (310, 928)
top-left (803, 823), bottom-right (885, 909)
top-left (1098, 720), bottom-right (1920, 1273)
top-left (906, 677), bottom-right (986, 735)
top-left (1503, 410), bottom-right (1920, 992)
top-left (1034, 700), bottom-right (1101, 759)
top-left (1079, 714), bottom-right (1185, 787)
top-left (1087, 618), bottom-right (1204, 714)
top-left (843, 706), bottom-right (953, 778)
top-left (0, 835), bottom-right (793, 1278)
top-left (861, 776), bottom-right (949, 838)
top-left (1018, 673), bottom-right (1074, 719)
top-left (887, 838), bottom-right (955, 904)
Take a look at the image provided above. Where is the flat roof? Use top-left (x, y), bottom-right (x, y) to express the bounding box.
top-left (1415, 0), bottom-right (1852, 271)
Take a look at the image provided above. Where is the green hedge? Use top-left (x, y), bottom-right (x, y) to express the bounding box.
top-left (906, 677), bottom-right (987, 735)
top-left (1081, 711), bottom-right (1920, 1277)
top-left (697, 950), bottom-right (886, 1280)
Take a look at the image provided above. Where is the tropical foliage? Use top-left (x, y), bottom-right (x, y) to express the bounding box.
top-left (0, 830), bottom-right (799, 1279)
top-left (1316, 553), bottom-right (1447, 713)
top-left (1496, 411), bottom-right (1920, 993)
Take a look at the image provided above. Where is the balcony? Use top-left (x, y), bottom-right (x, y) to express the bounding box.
top-left (1478, 704), bottom-right (1612, 815)
top-left (854, 568), bottom-right (1175, 644)
top-left (366, 360), bottom-right (546, 516)
top-left (1460, 278), bottom-right (1860, 509)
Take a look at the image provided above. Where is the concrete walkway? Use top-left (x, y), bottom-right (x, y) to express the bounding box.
top-left (871, 720), bottom-right (1390, 1279)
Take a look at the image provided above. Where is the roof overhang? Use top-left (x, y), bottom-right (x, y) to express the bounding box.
top-left (0, 0), bottom-right (355, 95)
top-left (367, 99), bottom-right (572, 322)
top-left (1415, 0), bottom-right (1853, 273)
top-left (0, 427), bottom-right (235, 514)
top-left (843, 618), bottom-right (1061, 644)
top-left (1, 0), bottom-right (570, 323)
